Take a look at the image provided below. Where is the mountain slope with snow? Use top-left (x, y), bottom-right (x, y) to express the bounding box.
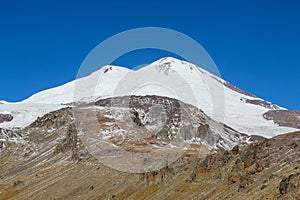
top-left (0, 57), bottom-right (297, 137)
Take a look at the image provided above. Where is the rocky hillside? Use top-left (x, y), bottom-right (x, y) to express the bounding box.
top-left (91, 95), bottom-right (251, 150)
top-left (0, 102), bottom-right (299, 199)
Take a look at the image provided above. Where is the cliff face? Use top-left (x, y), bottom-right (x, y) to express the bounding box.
top-left (0, 105), bottom-right (299, 199)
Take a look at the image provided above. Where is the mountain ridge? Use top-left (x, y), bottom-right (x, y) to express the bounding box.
top-left (0, 57), bottom-right (298, 138)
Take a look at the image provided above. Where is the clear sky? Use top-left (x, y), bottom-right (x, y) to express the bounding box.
top-left (0, 0), bottom-right (299, 109)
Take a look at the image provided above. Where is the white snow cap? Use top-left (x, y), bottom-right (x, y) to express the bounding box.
top-left (0, 57), bottom-right (297, 137)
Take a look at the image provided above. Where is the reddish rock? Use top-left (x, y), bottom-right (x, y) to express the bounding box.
top-left (255, 160), bottom-right (264, 172)
top-left (228, 171), bottom-right (240, 185)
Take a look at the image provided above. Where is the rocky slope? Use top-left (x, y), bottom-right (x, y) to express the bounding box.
top-left (264, 110), bottom-right (300, 129)
top-left (0, 102), bottom-right (299, 199)
top-left (90, 95), bottom-right (251, 150)
top-left (0, 128), bottom-right (22, 143)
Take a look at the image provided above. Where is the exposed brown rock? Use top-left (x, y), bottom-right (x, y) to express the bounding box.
top-left (228, 168), bottom-right (240, 185)
top-left (231, 145), bottom-right (239, 154)
top-left (241, 98), bottom-right (279, 109)
top-left (0, 113), bottom-right (13, 123)
top-left (55, 123), bottom-right (79, 159)
top-left (279, 173), bottom-right (300, 196)
top-left (264, 110), bottom-right (300, 129)
top-left (220, 80), bottom-right (255, 97)
top-left (141, 166), bottom-right (175, 185)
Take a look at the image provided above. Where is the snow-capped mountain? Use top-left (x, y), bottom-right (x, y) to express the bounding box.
top-left (0, 57), bottom-right (297, 138)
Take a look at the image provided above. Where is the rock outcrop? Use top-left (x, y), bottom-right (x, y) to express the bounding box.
top-left (264, 110), bottom-right (300, 129)
top-left (0, 113), bottom-right (13, 123)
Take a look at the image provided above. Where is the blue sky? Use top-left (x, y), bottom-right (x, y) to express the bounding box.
top-left (0, 0), bottom-right (299, 109)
